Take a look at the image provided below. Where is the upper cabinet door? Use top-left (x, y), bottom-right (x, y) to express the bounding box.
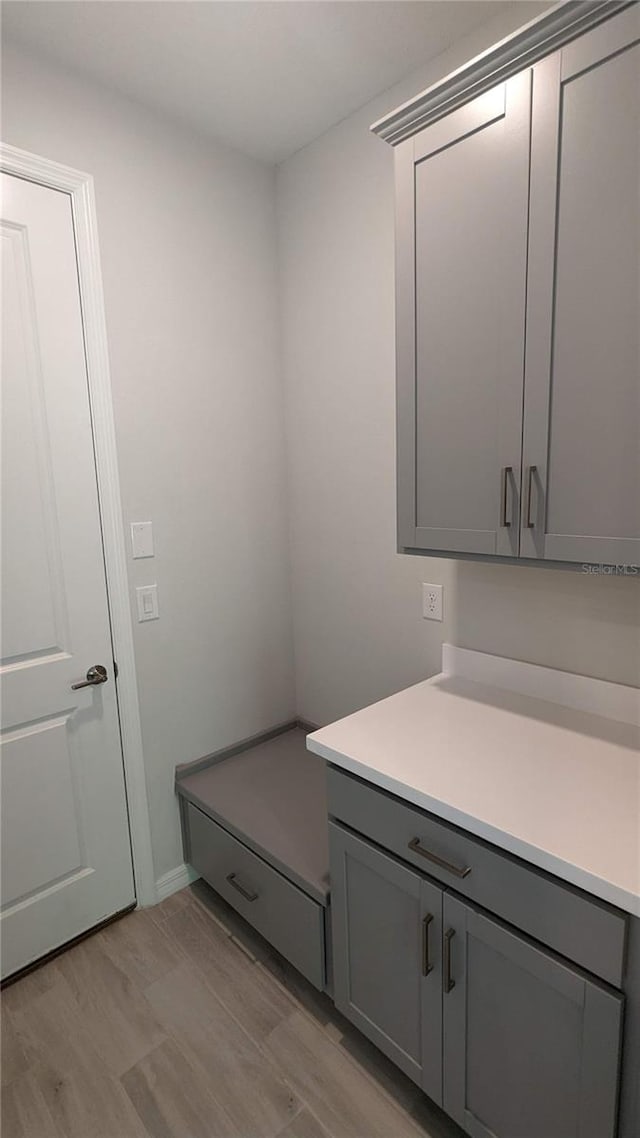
top-left (396, 71), bottom-right (531, 557)
top-left (521, 6), bottom-right (640, 566)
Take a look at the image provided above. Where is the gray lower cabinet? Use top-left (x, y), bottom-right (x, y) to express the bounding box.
top-left (329, 819), bottom-right (624, 1138)
top-left (442, 893), bottom-right (623, 1138)
top-left (329, 822), bottom-right (444, 1103)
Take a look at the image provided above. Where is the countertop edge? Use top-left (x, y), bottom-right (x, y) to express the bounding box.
top-left (308, 737), bottom-right (640, 918)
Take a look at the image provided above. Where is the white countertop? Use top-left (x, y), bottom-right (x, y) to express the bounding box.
top-left (307, 646), bottom-right (640, 916)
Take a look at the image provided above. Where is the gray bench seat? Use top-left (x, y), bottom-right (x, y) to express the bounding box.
top-left (175, 726), bottom-right (330, 989)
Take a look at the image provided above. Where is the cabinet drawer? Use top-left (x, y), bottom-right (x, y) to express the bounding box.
top-left (187, 803), bottom-right (325, 989)
top-left (327, 767), bottom-right (626, 987)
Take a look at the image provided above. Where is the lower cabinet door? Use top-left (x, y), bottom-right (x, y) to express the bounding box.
top-left (442, 894), bottom-right (623, 1138)
top-left (329, 822), bottom-right (443, 1104)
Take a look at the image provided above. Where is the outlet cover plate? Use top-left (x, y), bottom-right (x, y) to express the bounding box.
top-left (422, 583), bottom-right (443, 622)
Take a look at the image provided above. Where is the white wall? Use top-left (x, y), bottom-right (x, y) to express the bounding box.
top-left (1, 44), bottom-right (296, 882)
top-left (277, 3), bottom-right (640, 728)
top-left (4, 3), bottom-right (639, 891)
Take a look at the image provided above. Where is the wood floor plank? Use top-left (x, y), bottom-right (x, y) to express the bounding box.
top-left (265, 1011), bottom-right (430, 1138)
top-left (54, 937), bottom-right (167, 1076)
top-left (121, 1037), bottom-right (239, 1138)
top-left (339, 1024), bottom-right (462, 1138)
top-left (148, 888), bottom-right (194, 927)
top-left (162, 901), bottom-right (296, 1041)
top-left (9, 980), bottom-right (151, 1138)
top-left (97, 908), bottom-right (182, 990)
top-left (275, 1107), bottom-right (333, 1138)
top-left (0, 1070), bottom-right (61, 1138)
top-left (256, 952), bottom-right (336, 1033)
top-left (1, 959), bottom-right (58, 1015)
top-left (1, 1005), bottom-right (30, 1086)
top-left (33, 1059), bottom-right (151, 1138)
top-left (9, 974), bottom-right (103, 1076)
top-left (145, 962), bottom-right (300, 1138)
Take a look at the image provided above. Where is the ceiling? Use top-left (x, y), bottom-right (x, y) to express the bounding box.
top-left (2, 0), bottom-right (524, 163)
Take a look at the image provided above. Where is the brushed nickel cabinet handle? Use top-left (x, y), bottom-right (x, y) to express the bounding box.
top-left (226, 873), bottom-right (258, 903)
top-left (444, 927), bottom-right (456, 993)
top-left (408, 837), bottom-right (471, 879)
top-left (501, 466), bottom-right (512, 527)
top-left (525, 465), bottom-right (537, 528)
top-left (422, 913), bottom-right (434, 976)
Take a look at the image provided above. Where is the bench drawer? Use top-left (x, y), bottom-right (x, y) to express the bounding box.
top-left (327, 766), bottom-right (626, 987)
top-left (187, 803), bottom-right (325, 989)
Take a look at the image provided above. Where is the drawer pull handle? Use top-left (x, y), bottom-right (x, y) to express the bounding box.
top-left (444, 927), bottom-right (456, 993)
top-left (226, 873), bottom-right (258, 903)
top-left (422, 913), bottom-right (433, 976)
top-left (408, 837), bottom-right (471, 879)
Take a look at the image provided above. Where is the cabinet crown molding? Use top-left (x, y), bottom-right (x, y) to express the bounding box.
top-left (371, 0), bottom-right (634, 145)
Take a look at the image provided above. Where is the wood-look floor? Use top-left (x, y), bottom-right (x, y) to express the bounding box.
top-left (1, 880), bottom-right (463, 1138)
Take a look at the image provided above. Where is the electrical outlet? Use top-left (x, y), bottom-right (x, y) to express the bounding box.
top-left (422, 583), bottom-right (443, 622)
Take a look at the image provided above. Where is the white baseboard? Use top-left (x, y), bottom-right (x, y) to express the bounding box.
top-left (155, 862), bottom-right (200, 903)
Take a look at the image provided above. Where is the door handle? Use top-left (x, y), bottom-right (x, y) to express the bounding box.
top-left (71, 664), bottom-right (108, 690)
top-left (444, 927), bottom-right (456, 993)
top-left (422, 913), bottom-right (434, 976)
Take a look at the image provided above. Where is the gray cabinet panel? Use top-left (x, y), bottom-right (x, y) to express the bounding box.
top-left (329, 822), bottom-right (443, 1103)
top-left (521, 6), bottom-right (640, 565)
top-left (397, 72), bottom-right (531, 557)
top-left (443, 894), bottom-right (623, 1138)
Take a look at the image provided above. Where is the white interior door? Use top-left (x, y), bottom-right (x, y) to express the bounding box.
top-left (1, 172), bottom-right (135, 980)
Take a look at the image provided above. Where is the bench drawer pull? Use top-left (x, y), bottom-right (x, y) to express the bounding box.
top-left (226, 872), bottom-right (259, 902)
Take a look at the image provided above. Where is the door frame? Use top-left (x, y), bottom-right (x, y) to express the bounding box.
top-left (1, 142), bottom-right (156, 906)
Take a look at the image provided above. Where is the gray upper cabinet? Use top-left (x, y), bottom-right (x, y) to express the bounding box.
top-left (521, 5), bottom-right (640, 565)
top-left (329, 822), bottom-right (444, 1104)
top-left (442, 893), bottom-right (623, 1138)
top-left (396, 72), bottom-right (531, 557)
top-left (384, 2), bottom-right (640, 566)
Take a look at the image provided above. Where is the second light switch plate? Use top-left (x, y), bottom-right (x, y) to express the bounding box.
top-left (131, 521), bottom-right (154, 559)
top-left (136, 584), bottom-right (159, 622)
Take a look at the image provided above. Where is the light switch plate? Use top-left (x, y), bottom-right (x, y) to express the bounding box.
top-left (131, 521), bottom-right (154, 559)
top-left (136, 584), bottom-right (159, 622)
top-left (422, 583), bottom-right (443, 622)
